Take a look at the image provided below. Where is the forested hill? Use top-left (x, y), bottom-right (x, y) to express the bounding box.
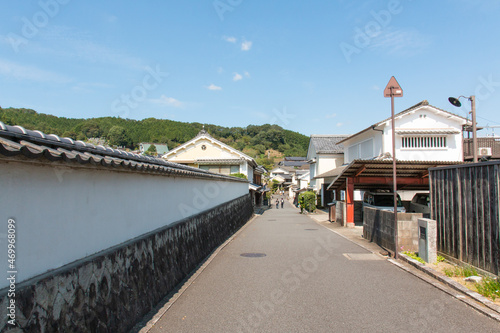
top-left (0, 107), bottom-right (310, 159)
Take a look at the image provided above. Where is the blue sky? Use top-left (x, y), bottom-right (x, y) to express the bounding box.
top-left (1, 0), bottom-right (499, 137)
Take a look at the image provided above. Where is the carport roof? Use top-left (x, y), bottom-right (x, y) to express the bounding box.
top-left (327, 159), bottom-right (464, 191)
top-left (313, 165), bottom-right (348, 180)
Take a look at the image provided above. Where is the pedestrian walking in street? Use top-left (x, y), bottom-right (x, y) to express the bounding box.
top-left (281, 198), bottom-right (284, 208)
top-left (275, 199), bottom-right (279, 209)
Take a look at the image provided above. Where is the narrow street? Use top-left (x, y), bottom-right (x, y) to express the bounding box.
top-left (145, 199), bottom-right (500, 332)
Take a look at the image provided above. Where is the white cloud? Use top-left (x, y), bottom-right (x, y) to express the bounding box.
top-left (326, 113), bottom-right (337, 119)
top-left (244, 71), bottom-right (250, 78)
top-left (151, 95), bottom-right (184, 107)
top-left (336, 122), bottom-right (344, 127)
top-left (233, 73), bottom-right (243, 81)
top-left (0, 58), bottom-right (71, 83)
top-left (241, 40), bottom-right (252, 51)
top-left (207, 84), bottom-right (222, 91)
top-left (14, 25), bottom-right (145, 70)
top-left (223, 36), bottom-right (237, 43)
top-left (369, 28), bottom-right (432, 56)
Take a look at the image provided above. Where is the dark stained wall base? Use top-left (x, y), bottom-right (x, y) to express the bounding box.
top-left (0, 194), bottom-right (253, 333)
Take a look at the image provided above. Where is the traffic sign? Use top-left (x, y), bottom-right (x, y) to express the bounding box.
top-left (384, 76), bottom-right (403, 97)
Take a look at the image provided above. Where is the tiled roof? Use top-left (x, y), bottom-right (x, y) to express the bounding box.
top-left (310, 135), bottom-right (349, 154)
top-left (0, 122), bottom-right (246, 182)
top-left (284, 157), bottom-right (307, 161)
top-left (314, 165), bottom-right (348, 180)
top-left (196, 158), bottom-right (246, 165)
top-left (279, 160), bottom-right (309, 167)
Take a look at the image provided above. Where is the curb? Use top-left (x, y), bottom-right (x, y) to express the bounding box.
top-left (396, 253), bottom-right (500, 321)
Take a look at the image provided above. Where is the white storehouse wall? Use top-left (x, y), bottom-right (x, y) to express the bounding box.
top-left (0, 161), bottom-right (248, 289)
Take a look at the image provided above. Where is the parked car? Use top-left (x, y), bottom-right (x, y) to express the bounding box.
top-left (362, 191), bottom-right (406, 218)
top-left (409, 193), bottom-right (430, 218)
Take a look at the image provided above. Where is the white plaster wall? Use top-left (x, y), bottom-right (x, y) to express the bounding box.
top-left (317, 155), bottom-right (342, 175)
top-left (383, 109), bottom-right (464, 162)
top-left (344, 107), bottom-right (465, 163)
top-left (344, 130), bottom-right (383, 163)
top-left (310, 154), bottom-right (343, 191)
top-left (0, 162), bottom-right (248, 288)
top-left (247, 165), bottom-right (254, 183)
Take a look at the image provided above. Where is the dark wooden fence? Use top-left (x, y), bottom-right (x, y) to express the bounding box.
top-left (429, 161), bottom-right (500, 275)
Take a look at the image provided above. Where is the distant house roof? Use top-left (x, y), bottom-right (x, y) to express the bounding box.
top-left (338, 100), bottom-right (470, 144)
top-left (309, 135), bottom-right (350, 154)
top-left (280, 161), bottom-right (306, 167)
top-left (284, 156), bottom-right (307, 161)
top-left (278, 156), bottom-right (309, 169)
top-left (139, 142), bottom-right (169, 155)
top-left (255, 165), bottom-right (268, 174)
top-left (0, 122), bottom-right (246, 183)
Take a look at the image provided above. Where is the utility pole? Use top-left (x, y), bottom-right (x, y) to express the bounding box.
top-left (384, 76), bottom-right (403, 259)
top-left (448, 95), bottom-right (478, 163)
top-left (471, 96), bottom-right (478, 163)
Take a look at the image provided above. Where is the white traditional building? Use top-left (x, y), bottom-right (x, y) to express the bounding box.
top-left (297, 170), bottom-right (310, 189)
top-left (163, 128), bottom-right (260, 182)
top-left (326, 100), bottom-right (470, 226)
top-left (340, 100), bottom-right (469, 163)
top-left (162, 128), bottom-right (266, 204)
top-left (306, 135), bottom-right (349, 205)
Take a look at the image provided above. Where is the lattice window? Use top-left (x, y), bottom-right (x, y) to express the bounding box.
top-left (401, 136), bottom-right (447, 148)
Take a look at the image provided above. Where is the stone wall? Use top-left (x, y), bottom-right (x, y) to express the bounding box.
top-left (363, 207), bottom-right (422, 252)
top-left (0, 194), bottom-right (253, 333)
top-left (335, 201), bottom-right (345, 226)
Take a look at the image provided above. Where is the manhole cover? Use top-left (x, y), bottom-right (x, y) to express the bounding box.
top-left (240, 253), bottom-right (267, 258)
top-left (304, 228), bottom-right (318, 231)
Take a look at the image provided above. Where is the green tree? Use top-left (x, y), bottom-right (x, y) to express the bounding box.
top-left (61, 131), bottom-right (77, 139)
top-left (271, 179), bottom-right (281, 193)
top-left (107, 126), bottom-right (131, 147)
top-left (80, 121), bottom-right (103, 138)
top-left (145, 144), bottom-right (157, 156)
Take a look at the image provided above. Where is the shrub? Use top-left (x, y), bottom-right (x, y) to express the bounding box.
top-left (230, 173), bottom-right (247, 179)
top-left (298, 191), bottom-right (316, 213)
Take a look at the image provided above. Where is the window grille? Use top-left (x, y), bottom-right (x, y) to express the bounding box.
top-left (401, 136), bottom-right (447, 148)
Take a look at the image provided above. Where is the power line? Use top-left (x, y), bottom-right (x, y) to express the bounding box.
top-left (477, 115), bottom-right (500, 125)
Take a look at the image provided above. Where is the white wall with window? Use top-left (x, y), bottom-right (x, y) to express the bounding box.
top-left (345, 131), bottom-right (383, 163)
top-left (342, 102), bottom-right (467, 163)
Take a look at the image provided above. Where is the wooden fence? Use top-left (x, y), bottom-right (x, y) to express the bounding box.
top-left (429, 161), bottom-right (500, 275)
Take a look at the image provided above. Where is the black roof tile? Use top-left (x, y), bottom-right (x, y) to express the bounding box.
top-left (0, 122), bottom-right (246, 183)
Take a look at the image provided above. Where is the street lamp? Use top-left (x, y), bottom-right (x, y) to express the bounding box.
top-left (448, 96), bottom-right (477, 162)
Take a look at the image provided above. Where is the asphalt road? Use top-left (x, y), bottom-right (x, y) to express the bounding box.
top-left (147, 199), bottom-right (500, 333)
